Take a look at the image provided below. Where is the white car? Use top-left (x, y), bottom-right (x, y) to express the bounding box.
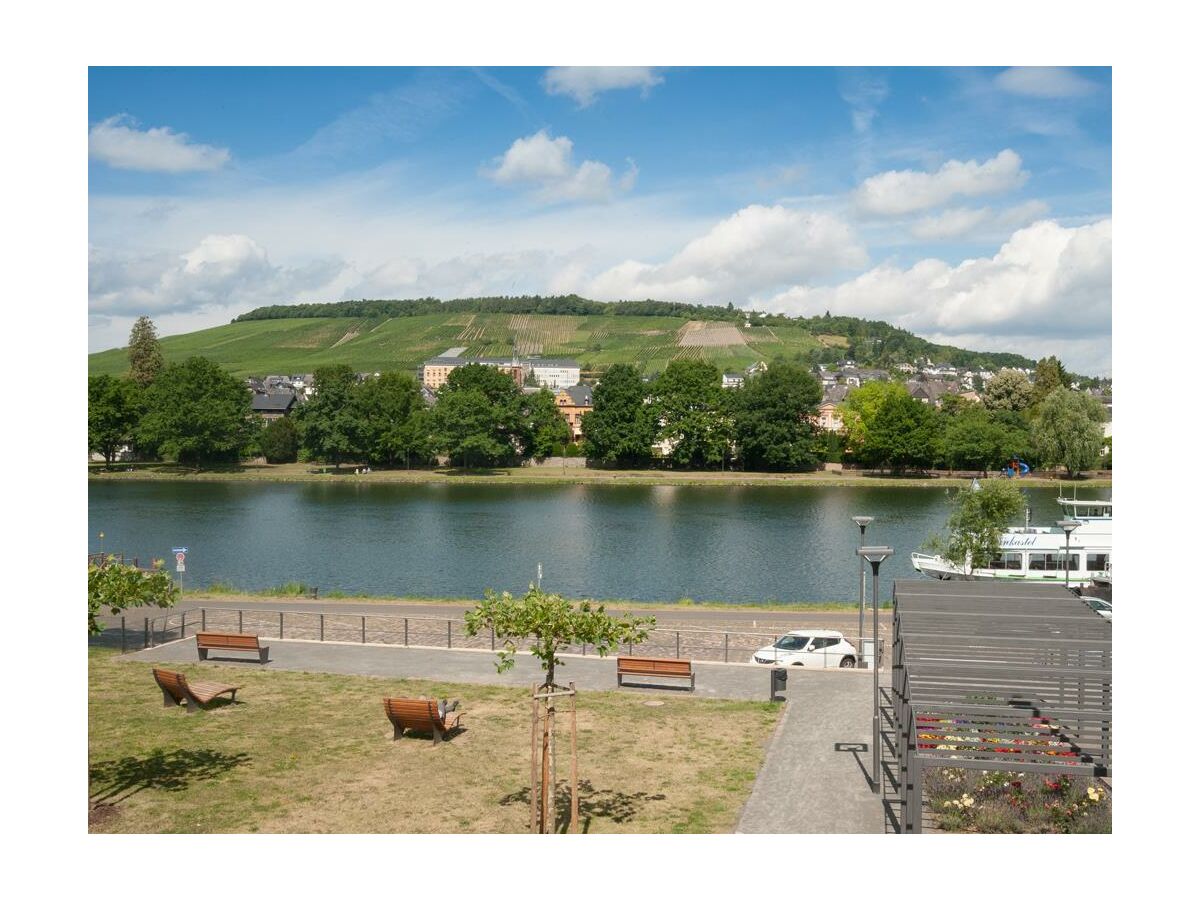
top-left (751, 629), bottom-right (858, 669)
top-left (1082, 597), bottom-right (1112, 619)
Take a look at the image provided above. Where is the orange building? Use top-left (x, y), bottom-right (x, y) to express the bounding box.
top-left (554, 384), bottom-right (593, 443)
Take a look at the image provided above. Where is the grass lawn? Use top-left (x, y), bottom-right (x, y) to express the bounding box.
top-left (88, 648), bottom-right (780, 833)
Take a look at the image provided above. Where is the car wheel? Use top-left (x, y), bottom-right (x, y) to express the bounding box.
top-left (839, 656), bottom-right (856, 669)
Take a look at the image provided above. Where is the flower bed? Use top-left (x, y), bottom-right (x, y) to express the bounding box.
top-left (925, 768), bottom-right (1111, 833)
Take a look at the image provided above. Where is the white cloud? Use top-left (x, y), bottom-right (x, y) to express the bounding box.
top-left (995, 67), bottom-right (1097, 99)
top-left (764, 218), bottom-right (1111, 370)
top-left (88, 115), bottom-right (231, 173)
top-left (839, 70), bottom-right (889, 136)
top-left (487, 130), bottom-right (636, 203)
top-left (855, 149), bottom-right (1029, 217)
top-left (89, 235), bottom-right (345, 317)
top-left (910, 199), bottom-right (1050, 240)
top-left (543, 67), bottom-right (663, 107)
top-left (582, 204), bottom-right (868, 302)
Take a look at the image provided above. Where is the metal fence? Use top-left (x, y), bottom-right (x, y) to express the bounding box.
top-left (884, 580), bottom-right (1113, 834)
top-left (88, 605), bottom-right (863, 667)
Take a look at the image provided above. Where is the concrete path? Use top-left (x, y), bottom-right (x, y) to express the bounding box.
top-left (123, 636), bottom-right (781, 701)
top-left (737, 670), bottom-right (883, 833)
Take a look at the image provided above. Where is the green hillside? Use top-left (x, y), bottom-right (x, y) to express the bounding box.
top-left (88, 299), bottom-right (1039, 379)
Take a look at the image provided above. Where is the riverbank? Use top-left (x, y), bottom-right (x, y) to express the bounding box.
top-left (177, 587), bottom-right (885, 612)
top-left (88, 461), bottom-right (1111, 489)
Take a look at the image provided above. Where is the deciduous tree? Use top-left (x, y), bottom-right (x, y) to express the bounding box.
top-left (138, 357), bottom-right (253, 466)
top-left (358, 371), bottom-right (431, 467)
top-left (940, 406), bottom-right (1011, 473)
top-left (297, 365), bottom-right (364, 468)
top-left (651, 359), bottom-right (730, 468)
top-left (88, 559), bottom-right (178, 635)
top-left (982, 368), bottom-right (1035, 412)
top-left (88, 375), bottom-right (143, 467)
top-left (464, 586), bottom-right (655, 687)
top-left (430, 364), bottom-right (525, 467)
top-left (581, 364), bottom-right (655, 465)
top-left (526, 389), bottom-right (571, 460)
top-left (932, 480), bottom-right (1025, 574)
top-left (732, 363), bottom-right (823, 471)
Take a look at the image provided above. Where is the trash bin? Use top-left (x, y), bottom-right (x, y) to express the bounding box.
top-left (861, 639), bottom-right (876, 670)
top-left (770, 667), bottom-right (787, 702)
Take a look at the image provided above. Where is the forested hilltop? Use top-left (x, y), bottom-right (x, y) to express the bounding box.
top-left (231, 296), bottom-right (1036, 372)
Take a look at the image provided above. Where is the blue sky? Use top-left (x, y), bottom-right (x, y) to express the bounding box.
top-left (88, 66), bottom-right (1112, 372)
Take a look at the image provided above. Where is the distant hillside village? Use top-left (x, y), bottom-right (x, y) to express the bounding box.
top-left (241, 348), bottom-right (1112, 449)
top-left (90, 316), bottom-right (1110, 475)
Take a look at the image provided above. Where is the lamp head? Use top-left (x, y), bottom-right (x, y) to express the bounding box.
top-left (851, 516), bottom-right (874, 528)
top-left (858, 545), bottom-right (894, 564)
top-left (1057, 519), bottom-right (1081, 535)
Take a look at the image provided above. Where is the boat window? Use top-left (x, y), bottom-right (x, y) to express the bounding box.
top-left (1029, 553), bottom-right (1079, 571)
top-left (986, 552), bottom-right (1024, 570)
top-left (987, 552), bottom-right (1023, 570)
top-left (1087, 553), bottom-right (1109, 571)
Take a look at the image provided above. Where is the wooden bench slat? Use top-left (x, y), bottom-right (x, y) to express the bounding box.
top-left (383, 697), bottom-right (463, 743)
top-left (153, 668), bottom-right (239, 712)
top-left (195, 632), bottom-right (269, 663)
top-left (615, 656), bottom-right (696, 691)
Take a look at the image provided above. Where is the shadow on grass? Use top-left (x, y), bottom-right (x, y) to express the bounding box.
top-left (89, 748), bottom-right (251, 805)
top-left (499, 778), bottom-right (666, 833)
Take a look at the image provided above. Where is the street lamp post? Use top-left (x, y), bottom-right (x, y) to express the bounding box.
top-left (852, 516), bottom-right (874, 662)
top-left (1057, 519), bottom-right (1080, 591)
top-left (858, 545), bottom-right (893, 794)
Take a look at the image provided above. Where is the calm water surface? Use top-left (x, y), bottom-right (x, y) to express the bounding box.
top-left (88, 482), bottom-right (1110, 604)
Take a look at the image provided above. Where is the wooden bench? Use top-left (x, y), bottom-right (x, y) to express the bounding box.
top-left (196, 631), bottom-right (269, 663)
top-left (616, 655), bottom-right (695, 691)
top-left (153, 668), bottom-right (240, 713)
top-left (383, 698), bottom-right (464, 744)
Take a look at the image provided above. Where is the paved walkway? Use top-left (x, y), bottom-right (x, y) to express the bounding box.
top-left (123, 636), bottom-right (778, 700)
top-left (737, 671), bottom-right (883, 833)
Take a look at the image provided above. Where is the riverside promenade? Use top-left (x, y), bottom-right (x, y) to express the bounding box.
top-left (125, 636), bottom-right (774, 700)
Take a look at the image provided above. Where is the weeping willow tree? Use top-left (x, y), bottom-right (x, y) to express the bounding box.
top-left (465, 586), bottom-right (654, 833)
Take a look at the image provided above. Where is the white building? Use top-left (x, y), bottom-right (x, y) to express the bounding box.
top-left (528, 359), bottom-right (581, 390)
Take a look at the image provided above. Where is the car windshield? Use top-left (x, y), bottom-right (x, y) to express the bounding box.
top-left (774, 635), bottom-right (810, 650)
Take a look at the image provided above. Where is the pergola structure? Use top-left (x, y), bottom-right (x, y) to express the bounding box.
top-left (885, 580), bottom-right (1112, 833)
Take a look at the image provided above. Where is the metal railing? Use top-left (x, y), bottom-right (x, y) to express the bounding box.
top-left (89, 605), bottom-right (853, 666)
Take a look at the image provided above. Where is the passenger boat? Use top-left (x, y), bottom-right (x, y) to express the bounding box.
top-left (911, 497), bottom-right (1111, 586)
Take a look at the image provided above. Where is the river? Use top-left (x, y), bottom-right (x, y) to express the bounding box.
top-left (88, 481), bottom-right (1109, 604)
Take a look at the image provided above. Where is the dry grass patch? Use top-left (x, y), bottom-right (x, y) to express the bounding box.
top-left (89, 649), bottom-right (779, 833)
